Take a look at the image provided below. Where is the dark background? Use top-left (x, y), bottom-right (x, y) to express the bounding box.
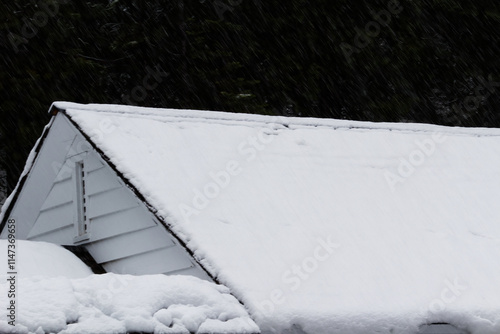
top-left (1, 0), bottom-right (499, 199)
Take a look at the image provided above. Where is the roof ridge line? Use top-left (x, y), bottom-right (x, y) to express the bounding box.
top-left (52, 102), bottom-right (500, 137)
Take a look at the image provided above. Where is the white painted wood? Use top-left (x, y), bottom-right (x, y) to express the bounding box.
top-left (28, 225), bottom-right (74, 244)
top-left (73, 160), bottom-right (87, 237)
top-left (1, 115), bottom-right (77, 239)
top-left (39, 178), bottom-right (73, 212)
top-left (163, 266), bottom-right (212, 281)
top-left (102, 246), bottom-right (195, 275)
top-left (52, 158), bottom-right (73, 183)
top-left (83, 151), bottom-right (104, 172)
top-left (85, 164), bottom-right (122, 196)
top-left (86, 226), bottom-right (175, 263)
top-left (89, 206), bottom-right (156, 242)
top-left (87, 187), bottom-right (139, 220)
top-left (10, 113), bottom-right (212, 282)
top-left (27, 200), bottom-right (73, 239)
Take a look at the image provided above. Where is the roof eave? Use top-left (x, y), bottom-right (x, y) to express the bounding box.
top-left (48, 103), bottom-right (63, 116)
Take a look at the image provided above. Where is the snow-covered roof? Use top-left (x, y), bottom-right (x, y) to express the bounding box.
top-left (51, 102), bottom-right (500, 333)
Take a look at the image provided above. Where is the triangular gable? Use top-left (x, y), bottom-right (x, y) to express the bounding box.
top-left (0, 108), bottom-right (214, 282)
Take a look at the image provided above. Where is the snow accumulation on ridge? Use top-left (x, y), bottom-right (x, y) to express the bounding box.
top-left (56, 102), bottom-right (500, 334)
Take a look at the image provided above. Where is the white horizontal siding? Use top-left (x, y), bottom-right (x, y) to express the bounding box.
top-left (86, 226), bottom-right (175, 263)
top-left (21, 122), bottom-right (212, 281)
top-left (88, 206), bottom-right (156, 242)
top-left (39, 178), bottom-right (73, 211)
top-left (102, 246), bottom-right (195, 275)
top-left (28, 202), bottom-right (73, 239)
top-left (162, 266), bottom-right (213, 281)
top-left (76, 145), bottom-right (210, 280)
top-left (85, 165), bottom-right (122, 196)
top-left (1, 115), bottom-right (77, 239)
top-left (82, 152), bottom-right (104, 172)
top-left (28, 225), bottom-right (74, 244)
top-left (87, 187), bottom-right (139, 219)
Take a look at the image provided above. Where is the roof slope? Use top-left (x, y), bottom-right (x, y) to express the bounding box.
top-left (56, 102), bottom-right (500, 333)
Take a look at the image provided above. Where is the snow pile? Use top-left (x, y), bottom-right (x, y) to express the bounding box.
top-left (0, 274), bottom-right (259, 334)
top-left (0, 240), bottom-right (92, 278)
top-left (47, 103), bottom-right (500, 333)
top-left (0, 240), bottom-right (258, 334)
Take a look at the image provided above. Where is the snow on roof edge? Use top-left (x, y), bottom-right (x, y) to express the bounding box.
top-left (52, 101), bottom-right (500, 137)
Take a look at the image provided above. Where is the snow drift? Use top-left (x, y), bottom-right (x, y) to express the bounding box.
top-left (0, 240), bottom-right (258, 334)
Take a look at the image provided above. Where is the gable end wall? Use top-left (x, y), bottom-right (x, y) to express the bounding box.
top-left (2, 113), bottom-right (212, 281)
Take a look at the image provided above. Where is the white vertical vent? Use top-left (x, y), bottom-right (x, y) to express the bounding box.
top-left (74, 160), bottom-right (89, 243)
